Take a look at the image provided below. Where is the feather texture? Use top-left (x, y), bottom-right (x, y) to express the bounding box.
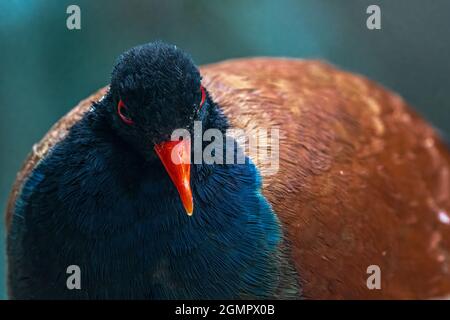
top-left (6, 58), bottom-right (450, 299)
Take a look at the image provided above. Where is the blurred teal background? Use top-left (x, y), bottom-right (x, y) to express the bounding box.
top-left (0, 0), bottom-right (449, 299)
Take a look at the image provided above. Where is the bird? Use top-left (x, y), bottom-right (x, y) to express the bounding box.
top-left (5, 41), bottom-right (450, 299)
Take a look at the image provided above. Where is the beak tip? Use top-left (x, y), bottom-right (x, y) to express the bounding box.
top-left (185, 202), bottom-right (194, 216)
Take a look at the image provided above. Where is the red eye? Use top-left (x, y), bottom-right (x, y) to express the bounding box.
top-left (117, 99), bottom-right (133, 125)
top-left (199, 85), bottom-right (206, 110)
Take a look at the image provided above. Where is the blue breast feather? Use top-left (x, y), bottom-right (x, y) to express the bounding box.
top-left (8, 118), bottom-right (295, 299)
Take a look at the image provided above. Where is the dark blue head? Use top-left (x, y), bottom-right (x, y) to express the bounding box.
top-left (107, 41), bottom-right (205, 153)
top-left (103, 42), bottom-right (208, 214)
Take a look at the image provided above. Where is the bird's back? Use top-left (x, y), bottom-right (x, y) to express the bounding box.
top-left (7, 58), bottom-right (450, 299)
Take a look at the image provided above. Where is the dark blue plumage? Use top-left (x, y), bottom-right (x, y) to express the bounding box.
top-left (7, 42), bottom-right (300, 299)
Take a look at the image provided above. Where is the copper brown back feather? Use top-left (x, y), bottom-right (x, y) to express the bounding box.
top-left (6, 58), bottom-right (450, 299)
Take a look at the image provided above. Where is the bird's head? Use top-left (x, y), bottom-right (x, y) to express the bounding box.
top-left (106, 41), bottom-right (208, 215)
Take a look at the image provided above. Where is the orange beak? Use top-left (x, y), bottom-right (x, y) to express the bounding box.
top-left (154, 139), bottom-right (193, 215)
